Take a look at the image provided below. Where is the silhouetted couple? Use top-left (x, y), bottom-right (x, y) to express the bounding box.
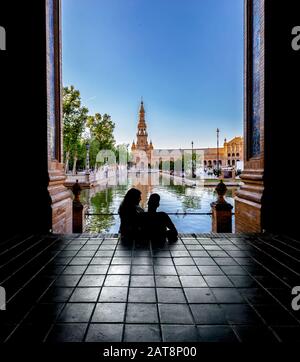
top-left (118, 188), bottom-right (178, 244)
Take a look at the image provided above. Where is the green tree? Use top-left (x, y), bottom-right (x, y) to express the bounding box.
top-left (63, 85), bottom-right (89, 173)
top-left (87, 113), bottom-right (115, 152)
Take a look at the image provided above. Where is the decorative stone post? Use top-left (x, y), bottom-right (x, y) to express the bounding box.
top-left (72, 180), bottom-right (85, 233)
top-left (211, 180), bottom-right (233, 233)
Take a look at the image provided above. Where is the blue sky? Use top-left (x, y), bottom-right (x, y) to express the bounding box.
top-left (62, 0), bottom-right (243, 149)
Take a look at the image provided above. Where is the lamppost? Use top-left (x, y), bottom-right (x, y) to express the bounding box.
top-left (85, 141), bottom-right (90, 175)
top-left (191, 141), bottom-right (196, 178)
top-left (126, 144), bottom-right (130, 170)
top-left (216, 128), bottom-right (220, 177)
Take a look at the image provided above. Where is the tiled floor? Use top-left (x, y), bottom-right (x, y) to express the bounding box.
top-left (0, 233), bottom-right (300, 342)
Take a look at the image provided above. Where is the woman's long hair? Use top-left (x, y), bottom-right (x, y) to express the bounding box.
top-left (118, 188), bottom-right (141, 215)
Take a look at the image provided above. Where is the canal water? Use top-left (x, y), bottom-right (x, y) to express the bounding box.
top-left (81, 173), bottom-right (237, 234)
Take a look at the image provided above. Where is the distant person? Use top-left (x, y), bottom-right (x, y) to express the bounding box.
top-left (145, 193), bottom-right (178, 244)
top-left (118, 188), bottom-right (144, 241)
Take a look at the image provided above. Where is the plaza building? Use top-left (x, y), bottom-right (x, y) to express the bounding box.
top-left (202, 136), bottom-right (244, 169)
top-left (130, 100), bottom-right (243, 171)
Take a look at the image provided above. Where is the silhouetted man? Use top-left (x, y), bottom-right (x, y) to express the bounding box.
top-left (145, 193), bottom-right (178, 244)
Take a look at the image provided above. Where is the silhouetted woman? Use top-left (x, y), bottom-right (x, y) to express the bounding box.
top-left (145, 193), bottom-right (178, 244)
top-left (118, 188), bottom-right (144, 241)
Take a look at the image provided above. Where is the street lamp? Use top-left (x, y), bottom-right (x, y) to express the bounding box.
top-left (216, 128), bottom-right (220, 177)
top-left (191, 141), bottom-right (196, 178)
top-left (85, 141), bottom-right (90, 175)
top-left (126, 144), bottom-right (130, 170)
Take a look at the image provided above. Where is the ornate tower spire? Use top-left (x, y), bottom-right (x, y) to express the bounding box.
top-left (131, 99), bottom-right (154, 162)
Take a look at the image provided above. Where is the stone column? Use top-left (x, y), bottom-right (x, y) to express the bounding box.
top-left (46, 0), bottom-right (73, 233)
top-left (235, 0), bottom-right (265, 233)
top-left (211, 180), bottom-right (233, 233)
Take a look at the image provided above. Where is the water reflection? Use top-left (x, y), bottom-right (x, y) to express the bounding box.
top-left (82, 174), bottom-right (237, 233)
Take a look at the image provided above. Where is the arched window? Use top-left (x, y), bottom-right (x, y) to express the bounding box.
top-left (232, 153), bottom-right (235, 157)
top-left (204, 160), bottom-right (207, 166)
top-left (228, 153), bottom-right (231, 157)
top-left (213, 160), bottom-right (217, 165)
top-left (228, 160), bottom-right (231, 166)
top-left (236, 153), bottom-right (240, 157)
top-left (219, 160), bottom-right (222, 165)
top-left (232, 160), bottom-right (236, 166)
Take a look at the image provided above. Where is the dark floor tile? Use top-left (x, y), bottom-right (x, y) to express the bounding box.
top-left (207, 251), bottom-right (229, 258)
top-left (104, 275), bottom-right (130, 287)
top-left (24, 303), bottom-right (64, 324)
top-left (108, 265), bottom-right (131, 275)
top-left (203, 275), bottom-right (234, 288)
top-left (171, 251), bottom-right (190, 257)
top-left (111, 257), bottom-right (132, 265)
top-left (214, 258), bottom-right (238, 266)
top-left (154, 265), bottom-right (177, 275)
top-left (221, 304), bottom-right (263, 325)
top-left (273, 326), bottom-right (300, 342)
top-left (132, 257), bottom-right (152, 265)
top-left (85, 323), bottom-right (123, 342)
top-left (92, 303), bottom-right (126, 323)
top-left (234, 257), bottom-right (256, 266)
top-left (85, 265), bottom-right (109, 275)
top-left (58, 303), bottom-right (94, 322)
top-left (193, 258), bottom-right (216, 266)
top-left (7, 323), bottom-right (52, 342)
top-left (180, 276), bottom-right (207, 287)
top-left (131, 265), bottom-right (154, 275)
top-left (78, 275), bottom-right (105, 287)
top-left (211, 288), bottom-right (245, 303)
top-left (158, 304), bottom-right (194, 324)
top-left (189, 250), bottom-right (210, 257)
top-left (229, 275), bottom-right (258, 288)
top-left (220, 266), bottom-right (248, 275)
top-left (62, 265), bottom-right (86, 275)
top-left (90, 257), bottom-right (112, 265)
top-left (254, 305), bottom-right (299, 326)
top-left (255, 276), bottom-right (288, 289)
top-left (153, 258), bottom-right (174, 266)
top-left (54, 275), bottom-right (81, 287)
top-left (190, 304), bottom-right (227, 324)
top-left (124, 324), bottom-right (161, 342)
top-left (197, 266), bottom-right (224, 275)
top-left (232, 325), bottom-right (279, 342)
top-left (184, 288), bottom-right (216, 303)
top-left (46, 323), bottom-right (87, 342)
top-left (131, 275), bottom-right (155, 287)
top-left (76, 250), bottom-right (96, 257)
top-left (197, 325), bottom-right (238, 342)
top-left (69, 287), bottom-right (100, 302)
top-left (42, 287), bottom-right (74, 302)
top-left (0, 324), bottom-right (17, 343)
top-left (176, 266), bottom-right (201, 275)
top-left (69, 257), bottom-right (92, 265)
top-left (239, 288), bottom-right (277, 305)
top-left (95, 251), bottom-right (114, 257)
top-left (128, 287), bottom-right (156, 303)
top-left (99, 287), bottom-right (128, 302)
top-left (173, 258), bottom-right (195, 266)
top-left (126, 303), bottom-right (158, 323)
top-left (162, 325), bottom-right (199, 342)
top-left (157, 288), bottom-right (186, 303)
